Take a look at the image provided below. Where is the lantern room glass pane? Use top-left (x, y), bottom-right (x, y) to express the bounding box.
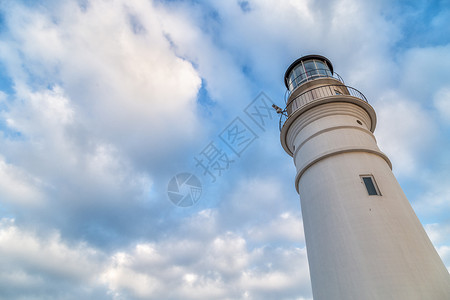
top-left (315, 60), bottom-right (328, 76)
top-left (287, 58), bottom-right (334, 91)
top-left (304, 60), bottom-right (318, 77)
top-left (289, 72), bottom-right (295, 90)
top-left (293, 64), bottom-right (305, 85)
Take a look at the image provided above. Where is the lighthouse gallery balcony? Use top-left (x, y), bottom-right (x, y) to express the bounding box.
top-left (280, 55), bottom-right (368, 131)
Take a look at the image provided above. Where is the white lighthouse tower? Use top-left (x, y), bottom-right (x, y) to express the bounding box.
top-left (279, 55), bottom-right (450, 299)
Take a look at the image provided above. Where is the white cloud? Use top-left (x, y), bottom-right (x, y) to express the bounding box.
top-left (0, 157), bottom-right (45, 206)
top-left (375, 91), bottom-right (438, 176)
top-left (101, 231), bottom-right (311, 300)
top-left (0, 219), bottom-right (107, 298)
top-left (0, 213), bottom-right (312, 299)
top-left (436, 246), bottom-right (450, 272)
top-left (3, 86), bottom-right (76, 168)
top-left (425, 223), bottom-right (450, 246)
top-left (411, 167), bottom-right (450, 222)
top-left (220, 176), bottom-right (290, 225)
top-left (246, 212), bottom-right (304, 244)
top-left (0, 0), bottom-right (207, 244)
top-left (1, 0), bottom-right (203, 170)
top-left (434, 87), bottom-right (450, 123)
top-left (155, 1), bottom-right (255, 114)
top-left (96, 207), bottom-right (310, 300)
top-left (399, 45), bottom-right (450, 102)
top-left (0, 84), bottom-right (153, 237)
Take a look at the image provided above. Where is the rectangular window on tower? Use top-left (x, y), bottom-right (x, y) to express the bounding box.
top-left (360, 175), bottom-right (381, 196)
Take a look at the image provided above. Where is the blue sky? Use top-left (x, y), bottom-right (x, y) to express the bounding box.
top-left (0, 0), bottom-right (449, 299)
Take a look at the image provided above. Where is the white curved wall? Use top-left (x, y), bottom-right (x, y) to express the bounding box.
top-left (287, 101), bottom-right (450, 299)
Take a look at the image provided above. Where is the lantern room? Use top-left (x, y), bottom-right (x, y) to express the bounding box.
top-left (284, 55), bottom-right (334, 92)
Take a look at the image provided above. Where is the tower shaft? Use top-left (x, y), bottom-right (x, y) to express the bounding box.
top-left (279, 55), bottom-right (450, 299)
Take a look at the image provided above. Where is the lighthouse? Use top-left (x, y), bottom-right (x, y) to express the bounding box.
top-left (279, 55), bottom-right (450, 299)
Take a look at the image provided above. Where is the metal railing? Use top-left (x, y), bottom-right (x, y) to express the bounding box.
top-left (285, 69), bottom-right (344, 101)
top-left (279, 84), bottom-right (368, 131)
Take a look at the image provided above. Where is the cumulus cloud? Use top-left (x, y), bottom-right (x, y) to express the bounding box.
top-left (425, 223), bottom-right (450, 270)
top-left (0, 84), bottom-right (155, 246)
top-left (398, 45), bottom-right (450, 101)
top-left (0, 215), bottom-right (311, 300)
top-left (434, 87), bottom-right (450, 123)
top-left (0, 219), bottom-right (108, 299)
top-left (101, 226), bottom-right (311, 300)
top-left (1, 0), bottom-right (203, 170)
top-left (0, 0), bottom-right (210, 245)
top-left (437, 246), bottom-right (450, 273)
top-left (246, 212), bottom-right (304, 244)
top-left (412, 167), bottom-right (450, 222)
top-left (0, 157), bottom-right (45, 206)
top-left (425, 223), bottom-right (450, 246)
top-left (375, 91), bottom-right (438, 176)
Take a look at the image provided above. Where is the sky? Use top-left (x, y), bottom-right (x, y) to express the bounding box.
top-left (0, 0), bottom-right (449, 299)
